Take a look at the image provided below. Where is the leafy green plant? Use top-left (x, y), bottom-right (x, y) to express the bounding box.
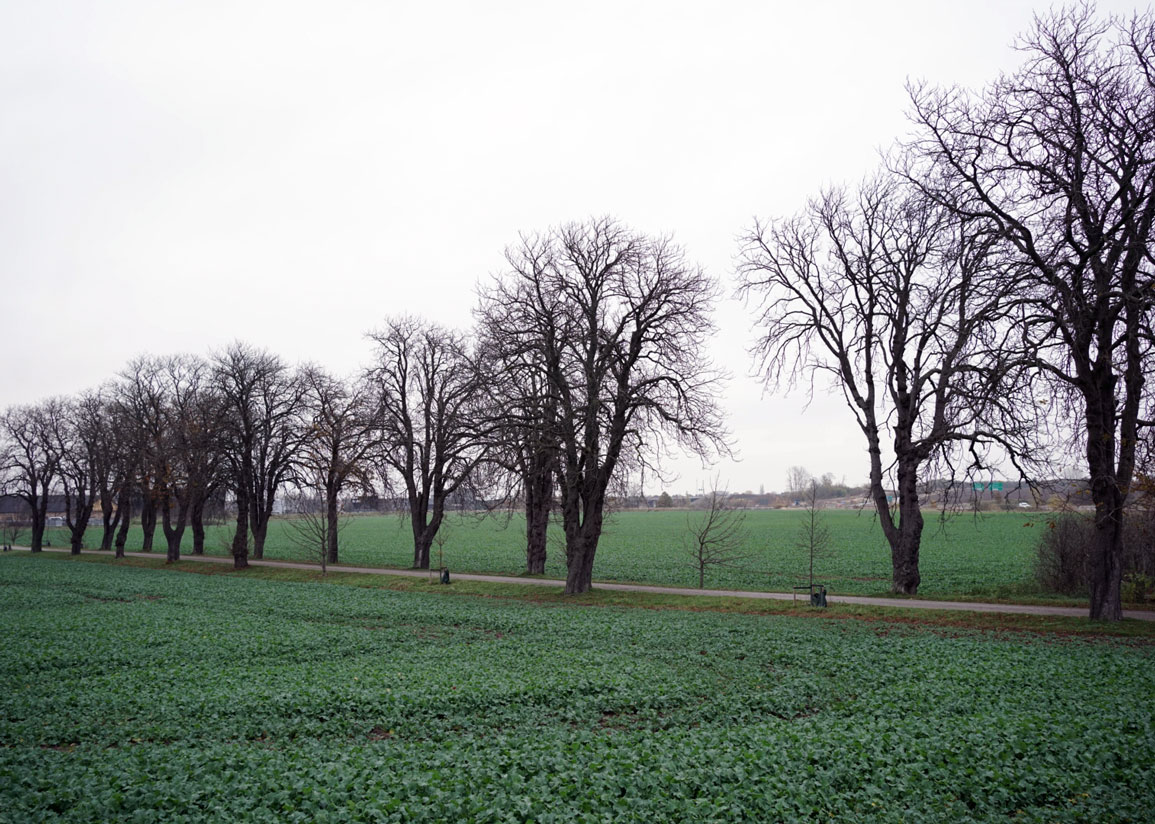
top-left (2, 554), bottom-right (1153, 823)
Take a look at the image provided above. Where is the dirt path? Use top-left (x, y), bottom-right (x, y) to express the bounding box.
top-left (9, 546), bottom-right (1154, 621)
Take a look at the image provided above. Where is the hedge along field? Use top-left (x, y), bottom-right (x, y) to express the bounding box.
top-left (63, 509), bottom-right (1048, 599)
top-left (1, 554), bottom-right (1152, 823)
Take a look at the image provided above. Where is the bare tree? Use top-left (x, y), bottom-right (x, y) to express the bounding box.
top-left (366, 317), bottom-right (489, 570)
top-left (0, 399), bottom-right (65, 552)
top-left (785, 466), bottom-right (813, 499)
top-left (685, 485), bottom-right (748, 589)
top-left (52, 392), bottom-right (104, 556)
top-left (905, 6), bottom-right (1155, 619)
top-left (283, 487), bottom-right (346, 574)
top-left (298, 366), bottom-right (379, 565)
top-left (213, 343), bottom-right (306, 569)
top-left (485, 217), bottom-right (728, 594)
top-left (795, 480), bottom-right (832, 595)
top-left (739, 176), bottom-right (1030, 594)
top-left (87, 386), bottom-right (133, 554)
top-left (116, 357), bottom-right (168, 553)
top-left (476, 278), bottom-right (561, 575)
top-left (150, 355), bottom-right (218, 562)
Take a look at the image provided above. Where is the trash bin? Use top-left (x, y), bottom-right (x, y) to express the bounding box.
top-left (440, 567), bottom-right (450, 585)
top-left (810, 585), bottom-right (827, 608)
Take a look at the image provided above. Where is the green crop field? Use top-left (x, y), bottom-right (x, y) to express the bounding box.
top-left (47, 508), bottom-right (1053, 600)
top-left (1, 555), bottom-right (1151, 822)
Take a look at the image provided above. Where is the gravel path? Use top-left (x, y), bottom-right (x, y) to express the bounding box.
top-left (10, 547), bottom-right (1154, 621)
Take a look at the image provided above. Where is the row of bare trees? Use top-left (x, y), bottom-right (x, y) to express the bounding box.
top-left (1, 220), bottom-right (728, 594)
top-left (739, 5), bottom-right (1154, 619)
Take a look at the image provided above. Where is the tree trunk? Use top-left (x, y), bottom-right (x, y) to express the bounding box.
top-left (114, 491), bottom-right (131, 559)
top-left (325, 485), bottom-right (340, 566)
top-left (232, 485), bottom-right (251, 570)
top-left (1085, 392), bottom-right (1126, 620)
top-left (161, 489), bottom-right (193, 563)
top-left (99, 488), bottom-right (118, 551)
top-left (889, 461), bottom-right (924, 595)
top-left (29, 519), bottom-right (45, 553)
top-left (140, 495), bottom-right (157, 552)
top-left (563, 531), bottom-right (599, 594)
top-left (409, 494), bottom-right (439, 570)
top-left (412, 529), bottom-right (432, 569)
top-left (190, 496), bottom-right (206, 556)
top-left (69, 507), bottom-right (92, 556)
top-left (524, 489), bottom-right (550, 575)
top-left (562, 496), bottom-right (605, 595)
top-left (251, 517), bottom-right (268, 560)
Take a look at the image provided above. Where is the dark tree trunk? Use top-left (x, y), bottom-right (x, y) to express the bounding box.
top-left (190, 496), bottom-right (206, 556)
top-left (1086, 390), bottom-right (1126, 620)
top-left (524, 469), bottom-right (552, 575)
top-left (562, 494), bottom-right (605, 595)
top-left (232, 484), bottom-right (251, 570)
top-left (68, 510), bottom-right (92, 556)
top-left (325, 484), bottom-right (340, 566)
top-left (408, 493), bottom-right (442, 570)
top-left (114, 490), bottom-right (132, 559)
top-left (29, 519), bottom-right (45, 553)
top-left (889, 461), bottom-right (924, 595)
top-left (413, 531), bottom-right (432, 569)
top-left (162, 487), bottom-right (191, 566)
top-left (98, 487), bottom-right (119, 551)
top-left (251, 517), bottom-right (268, 560)
top-left (140, 495), bottom-right (157, 552)
top-left (162, 494), bottom-right (189, 563)
top-left (29, 490), bottom-right (49, 552)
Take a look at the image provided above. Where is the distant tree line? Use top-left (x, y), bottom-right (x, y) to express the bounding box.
top-left (0, 218), bottom-right (727, 595)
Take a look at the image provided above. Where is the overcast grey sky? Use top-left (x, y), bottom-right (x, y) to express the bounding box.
top-left (0, 1), bottom-right (1137, 493)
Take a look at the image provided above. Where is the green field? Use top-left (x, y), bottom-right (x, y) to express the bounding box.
top-left (1, 555), bottom-right (1151, 822)
top-left (48, 508), bottom-right (1052, 600)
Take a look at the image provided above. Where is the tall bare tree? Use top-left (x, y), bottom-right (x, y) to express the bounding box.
top-left (52, 392), bottom-right (105, 556)
top-left (0, 399), bottom-right (66, 552)
top-left (116, 357), bottom-right (168, 553)
top-left (476, 272), bottom-right (561, 575)
top-left (298, 366), bottom-right (379, 565)
top-left (739, 176), bottom-right (1029, 594)
top-left (905, 6), bottom-right (1155, 618)
top-left (213, 343), bottom-right (305, 569)
top-left (367, 317), bottom-right (490, 570)
top-left (485, 218), bottom-right (727, 594)
top-left (151, 355), bottom-right (223, 563)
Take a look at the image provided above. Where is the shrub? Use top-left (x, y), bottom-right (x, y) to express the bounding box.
top-left (1035, 510), bottom-right (1155, 595)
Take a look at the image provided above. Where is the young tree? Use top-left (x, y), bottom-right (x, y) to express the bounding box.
top-left (906, 6), bottom-right (1155, 618)
top-left (685, 486), bottom-right (748, 589)
top-left (739, 176), bottom-right (1029, 594)
top-left (795, 480), bottom-right (832, 595)
top-left (485, 217), bottom-right (728, 594)
top-left (283, 486), bottom-right (345, 574)
top-left (366, 317), bottom-right (490, 569)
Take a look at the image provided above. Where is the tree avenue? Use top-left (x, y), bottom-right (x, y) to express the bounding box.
top-left (483, 217), bottom-right (727, 594)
